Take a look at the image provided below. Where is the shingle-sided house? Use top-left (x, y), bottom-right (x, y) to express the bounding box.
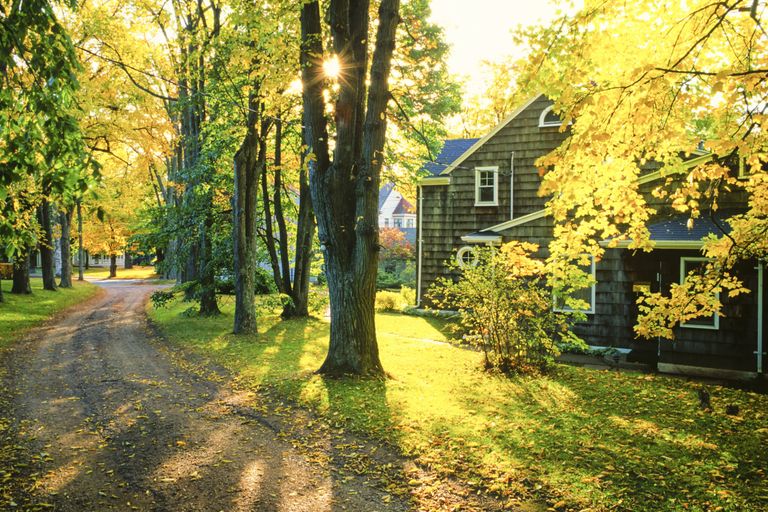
top-left (416, 94), bottom-right (766, 378)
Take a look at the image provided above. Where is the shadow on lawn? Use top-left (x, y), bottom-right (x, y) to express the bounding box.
top-left (455, 366), bottom-right (768, 511)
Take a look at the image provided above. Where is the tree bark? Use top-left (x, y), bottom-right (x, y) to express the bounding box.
top-left (59, 206), bottom-right (74, 288)
top-left (232, 92), bottom-right (267, 334)
top-left (198, 191), bottom-right (220, 317)
top-left (38, 199), bottom-right (57, 291)
top-left (77, 200), bottom-right (84, 281)
top-left (283, 127), bottom-right (315, 318)
top-left (109, 254), bottom-right (117, 278)
top-left (300, 0), bottom-right (400, 376)
top-left (261, 161), bottom-right (285, 293)
top-left (124, 251), bottom-right (133, 269)
top-left (11, 250), bottom-right (32, 294)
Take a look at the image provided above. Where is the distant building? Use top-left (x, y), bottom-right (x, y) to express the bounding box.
top-left (378, 183), bottom-right (416, 242)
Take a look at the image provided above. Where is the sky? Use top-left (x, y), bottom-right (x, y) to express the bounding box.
top-left (428, 0), bottom-right (567, 95)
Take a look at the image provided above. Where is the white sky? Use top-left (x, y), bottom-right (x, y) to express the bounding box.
top-left (428, 0), bottom-right (568, 95)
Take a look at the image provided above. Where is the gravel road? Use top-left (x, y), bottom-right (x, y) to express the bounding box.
top-left (3, 280), bottom-right (409, 512)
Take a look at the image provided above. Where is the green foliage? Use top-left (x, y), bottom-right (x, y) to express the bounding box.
top-left (399, 285), bottom-right (415, 307)
top-left (376, 260), bottom-right (415, 290)
top-left (307, 286), bottom-right (329, 315)
top-left (150, 290), bottom-right (176, 309)
top-left (430, 243), bottom-right (577, 375)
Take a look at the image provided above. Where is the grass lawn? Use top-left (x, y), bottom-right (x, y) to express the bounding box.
top-left (84, 265), bottom-right (159, 280)
top-left (0, 278), bottom-right (99, 349)
top-left (149, 297), bottom-right (768, 512)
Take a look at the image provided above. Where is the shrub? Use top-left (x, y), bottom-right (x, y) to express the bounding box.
top-left (400, 285), bottom-right (416, 307)
top-left (429, 242), bottom-right (582, 375)
top-left (308, 286), bottom-right (329, 315)
top-left (375, 290), bottom-right (402, 312)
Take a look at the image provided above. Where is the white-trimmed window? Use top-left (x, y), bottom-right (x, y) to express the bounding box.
top-left (553, 256), bottom-right (596, 314)
top-left (538, 105), bottom-right (563, 128)
top-left (680, 257), bottom-right (719, 330)
top-left (456, 246), bottom-right (478, 268)
top-left (474, 167), bottom-right (498, 206)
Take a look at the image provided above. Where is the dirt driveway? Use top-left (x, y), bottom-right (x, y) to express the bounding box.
top-left (2, 281), bottom-right (410, 512)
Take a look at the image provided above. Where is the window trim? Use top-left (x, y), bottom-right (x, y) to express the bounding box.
top-left (474, 166), bottom-right (499, 207)
top-left (456, 246), bottom-right (478, 268)
top-left (679, 257), bottom-right (720, 330)
top-left (553, 255), bottom-right (596, 315)
top-left (538, 105), bottom-right (563, 128)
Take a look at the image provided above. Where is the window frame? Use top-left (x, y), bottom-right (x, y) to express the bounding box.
top-left (538, 105), bottom-right (563, 128)
top-left (474, 166), bottom-right (499, 207)
top-left (552, 255), bottom-right (597, 315)
top-left (456, 246), bottom-right (478, 268)
top-left (679, 256), bottom-right (720, 330)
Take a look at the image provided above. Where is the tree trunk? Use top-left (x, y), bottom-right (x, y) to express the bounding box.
top-left (59, 206), bottom-right (74, 288)
top-left (38, 200), bottom-right (57, 291)
top-left (300, 0), bottom-right (400, 376)
top-left (261, 162), bottom-right (285, 293)
top-left (232, 94), bottom-right (267, 335)
top-left (12, 251), bottom-right (32, 294)
top-left (283, 128), bottom-right (315, 318)
top-left (109, 254), bottom-right (117, 278)
top-left (198, 192), bottom-right (220, 316)
top-left (124, 251), bottom-right (133, 269)
top-left (85, 250), bottom-right (89, 270)
top-left (77, 200), bottom-right (84, 281)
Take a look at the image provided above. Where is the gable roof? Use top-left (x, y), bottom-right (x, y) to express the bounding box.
top-left (422, 138), bottom-right (480, 176)
top-left (378, 182), bottom-right (396, 210)
top-left (392, 197), bottom-right (414, 215)
top-left (440, 93), bottom-right (545, 175)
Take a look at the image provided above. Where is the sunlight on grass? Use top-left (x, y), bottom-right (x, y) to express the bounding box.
top-left (149, 296), bottom-right (768, 511)
top-left (0, 279), bottom-right (99, 349)
top-left (85, 266), bottom-right (158, 280)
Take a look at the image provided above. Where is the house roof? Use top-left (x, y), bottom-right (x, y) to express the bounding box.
top-left (378, 182), bottom-right (396, 210)
top-left (600, 212), bottom-right (736, 249)
top-left (422, 138), bottom-right (480, 176)
top-left (392, 197), bottom-right (414, 215)
top-left (439, 93), bottom-right (545, 175)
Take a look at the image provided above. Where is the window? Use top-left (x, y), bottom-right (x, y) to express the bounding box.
top-left (394, 218), bottom-right (402, 228)
top-left (407, 219), bottom-right (414, 228)
top-left (384, 218), bottom-right (389, 227)
top-left (538, 105), bottom-right (563, 128)
top-left (474, 167), bottom-right (498, 206)
top-left (456, 246), bottom-right (478, 268)
top-left (680, 257), bottom-right (719, 329)
top-left (553, 256), bottom-right (596, 314)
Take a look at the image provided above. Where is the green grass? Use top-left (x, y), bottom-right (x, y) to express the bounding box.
top-left (0, 278), bottom-right (99, 349)
top-left (84, 265), bottom-right (159, 280)
top-left (149, 298), bottom-right (768, 512)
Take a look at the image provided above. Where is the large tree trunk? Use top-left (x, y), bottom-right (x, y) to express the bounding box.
top-left (59, 206), bottom-right (74, 288)
top-left (232, 94), bottom-right (267, 334)
top-left (77, 200), bottom-right (84, 281)
top-left (283, 128), bottom-right (315, 318)
top-left (300, 0), bottom-right (400, 376)
top-left (109, 254), bottom-right (117, 278)
top-left (11, 251), bottom-right (32, 294)
top-left (124, 251), bottom-right (133, 269)
top-left (38, 200), bottom-right (57, 291)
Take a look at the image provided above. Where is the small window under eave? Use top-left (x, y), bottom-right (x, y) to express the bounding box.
top-left (539, 105), bottom-right (563, 128)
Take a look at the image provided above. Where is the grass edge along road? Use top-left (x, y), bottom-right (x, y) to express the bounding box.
top-left (0, 278), bottom-right (99, 349)
top-left (149, 294), bottom-right (768, 512)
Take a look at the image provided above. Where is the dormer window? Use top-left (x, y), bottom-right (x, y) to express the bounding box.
top-left (474, 166), bottom-right (498, 206)
top-left (538, 105), bottom-right (563, 128)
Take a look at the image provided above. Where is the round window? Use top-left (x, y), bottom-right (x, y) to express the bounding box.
top-left (456, 246), bottom-right (478, 267)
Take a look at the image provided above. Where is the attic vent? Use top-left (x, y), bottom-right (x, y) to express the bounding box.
top-left (538, 105), bottom-right (563, 128)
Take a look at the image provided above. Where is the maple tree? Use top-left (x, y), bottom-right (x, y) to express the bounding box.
top-left (301, 0), bottom-right (401, 376)
top-left (516, 0), bottom-right (768, 338)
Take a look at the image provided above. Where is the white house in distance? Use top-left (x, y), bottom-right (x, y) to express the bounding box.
top-left (378, 182), bottom-right (416, 229)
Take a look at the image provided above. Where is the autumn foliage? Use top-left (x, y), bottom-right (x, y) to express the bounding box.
top-left (430, 242), bottom-right (580, 374)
